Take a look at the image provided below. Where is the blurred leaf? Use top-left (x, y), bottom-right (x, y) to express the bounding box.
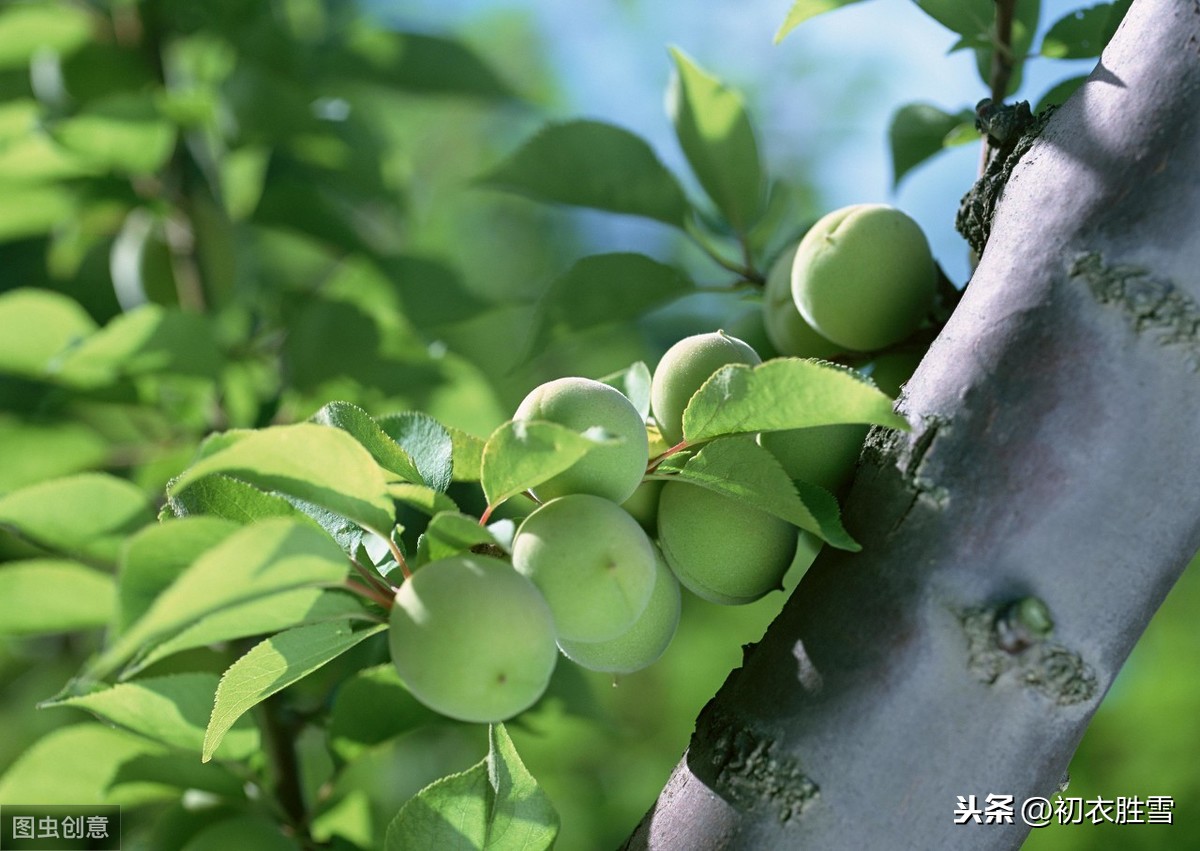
top-left (666, 48), bottom-right (764, 231)
top-left (376, 412), bottom-right (455, 494)
top-left (1041, 4), bottom-right (1112, 58)
top-left (889, 102), bottom-right (974, 186)
top-left (1034, 75), bottom-right (1089, 113)
top-left (0, 2), bottom-right (93, 70)
top-left (203, 621), bottom-right (386, 761)
top-left (775, 0), bottom-right (873, 42)
top-left (116, 517), bottom-right (240, 633)
top-left (658, 437), bottom-right (857, 549)
top-left (913, 0), bottom-right (993, 39)
top-left (175, 816), bottom-right (302, 851)
top-left (327, 663), bottom-right (440, 762)
top-left (598, 361), bottom-right (653, 421)
top-left (0, 560), bottom-right (115, 634)
top-left (0, 724), bottom-right (172, 806)
top-left (449, 427), bottom-right (486, 482)
top-left (52, 94), bottom-right (177, 174)
top-left (385, 255), bottom-right (491, 333)
top-left (682, 359), bottom-right (908, 443)
top-left (220, 146), bottom-right (271, 220)
top-left (89, 518), bottom-right (350, 680)
top-left (0, 473), bottom-right (153, 563)
top-left (0, 182), bottom-right (76, 240)
top-left (169, 423), bottom-right (396, 534)
top-left (0, 289), bottom-right (96, 378)
top-left (482, 120), bottom-right (690, 227)
top-left (942, 120), bottom-right (981, 147)
top-left (341, 25), bottom-right (515, 99)
top-left (531, 254), bottom-right (691, 355)
top-left (54, 306), bottom-right (223, 387)
top-left (480, 420), bottom-right (607, 509)
top-left (0, 417), bottom-right (108, 493)
top-left (388, 482), bottom-right (458, 517)
top-left (129, 589), bottom-right (368, 676)
top-left (52, 673), bottom-right (260, 761)
top-left (384, 723), bottom-right (559, 851)
top-left (311, 401), bottom-right (425, 485)
top-left (1101, 0), bottom-right (1133, 42)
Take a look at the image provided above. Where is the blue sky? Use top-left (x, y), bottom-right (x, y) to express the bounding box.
top-left (383, 0), bottom-right (1097, 284)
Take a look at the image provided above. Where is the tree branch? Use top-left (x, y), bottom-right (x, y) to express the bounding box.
top-left (627, 0), bottom-right (1200, 846)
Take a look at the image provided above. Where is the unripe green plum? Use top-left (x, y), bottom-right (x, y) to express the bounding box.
top-left (650, 331), bottom-right (761, 446)
top-left (867, 349), bottom-right (923, 398)
top-left (512, 494), bottom-right (657, 641)
top-left (388, 555), bottom-right (558, 723)
top-left (558, 545), bottom-right (681, 674)
top-left (762, 242), bottom-right (842, 358)
top-left (758, 423), bottom-right (869, 495)
top-left (792, 204), bottom-right (935, 351)
top-left (656, 481), bottom-right (797, 605)
top-left (514, 377), bottom-right (648, 504)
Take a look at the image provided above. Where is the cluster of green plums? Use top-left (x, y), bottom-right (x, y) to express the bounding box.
top-left (388, 202), bottom-right (937, 724)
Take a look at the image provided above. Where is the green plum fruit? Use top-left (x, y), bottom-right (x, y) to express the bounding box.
top-left (388, 555), bottom-right (558, 723)
top-left (514, 376), bottom-right (648, 504)
top-left (650, 331), bottom-right (761, 446)
top-left (512, 494), bottom-right (657, 641)
top-left (792, 204), bottom-right (935, 351)
top-left (762, 242), bottom-right (843, 358)
top-left (656, 481), bottom-right (797, 605)
top-left (558, 545), bottom-right (681, 674)
top-left (867, 349), bottom-right (923, 398)
top-left (758, 423), bottom-right (869, 495)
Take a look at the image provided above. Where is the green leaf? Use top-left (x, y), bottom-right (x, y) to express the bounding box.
top-left (203, 621), bottom-right (386, 761)
top-left (0, 2), bottom-right (93, 69)
top-left (1101, 0), bottom-right (1132, 43)
top-left (889, 103), bottom-right (974, 186)
top-left (389, 483), bottom-right (459, 517)
top-left (311, 401), bottom-right (424, 484)
top-left (127, 589), bottom-right (369, 676)
top-left (0, 724), bottom-right (172, 806)
top-left (0, 473), bottom-right (153, 563)
top-left (176, 816), bottom-right (303, 851)
top-left (598, 361), bottom-right (653, 421)
top-left (449, 427), bottom-right (486, 482)
top-left (793, 479), bottom-right (860, 551)
top-left (376, 412), bottom-right (455, 493)
top-left (89, 518), bottom-right (351, 680)
top-left (1041, 4), bottom-right (1112, 58)
top-left (682, 359), bottom-right (909, 443)
top-left (327, 664), bottom-right (440, 762)
top-left (530, 254), bottom-right (692, 356)
top-left (482, 120), bottom-right (690, 227)
top-left (1034, 75), bottom-right (1089, 113)
top-left (480, 420), bottom-right (607, 509)
top-left (0, 417), bottom-right (108, 494)
top-left (775, 0), bottom-right (873, 42)
top-left (116, 517), bottom-right (241, 633)
top-left (0, 560), bottom-right (115, 634)
top-left (169, 423), bottom-right (397, 534)
top-left (341, 25), bottom-right (516, 100)
top-left (656, 437), bottom-right (857, 549)
top-left (384, 724), bottom-right (559, 851)
top-left (52, 94), bottom-right (177, 174)
top-left (53, 306), bottom-right (223, 388)
top-left (0, 183), bottom-right (77, 240)
top-left (167, 474), bottom-right (312, 525)
top-left (0, 288), bottom-right (98, 379)
top-left (913, 0), bottom-right (993, 39)
top-left (51, 673), bottom-right (260, 761)
top-left (423, 512), bottom-right (498, 562)
top-left (666, 48), bottom-right (764, 231)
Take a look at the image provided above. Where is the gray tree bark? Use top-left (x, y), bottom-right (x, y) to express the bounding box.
top-left (626, 0), bottom-right (1200, 847)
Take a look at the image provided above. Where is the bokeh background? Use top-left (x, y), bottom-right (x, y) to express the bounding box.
top-left (0, 0), bottom-right (1193, 849)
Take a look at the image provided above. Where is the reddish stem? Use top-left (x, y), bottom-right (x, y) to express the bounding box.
top-left (647, 440), bottom-right (691, 474)
top-left (344, 579), bottom-right (394, 610)
top-left (479, 503), bottom-right (496, 526)
top-left (386, 537), bottom-right (412, 581)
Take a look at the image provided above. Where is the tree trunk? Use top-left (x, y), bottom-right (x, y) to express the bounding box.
top-left (626, 0), bottom-right (1200, 847)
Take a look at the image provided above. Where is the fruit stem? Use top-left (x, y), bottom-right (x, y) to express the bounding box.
top-left (344, 578), bottom-right (394, 609)
top-left (385, 536), bottom-right (412, 580)
top-left (351, 557), bottom-right (396, 595)
top-left (646, 440), bottom-right (690, 474)
top-left (479, 503), bottom-right (497, 526)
